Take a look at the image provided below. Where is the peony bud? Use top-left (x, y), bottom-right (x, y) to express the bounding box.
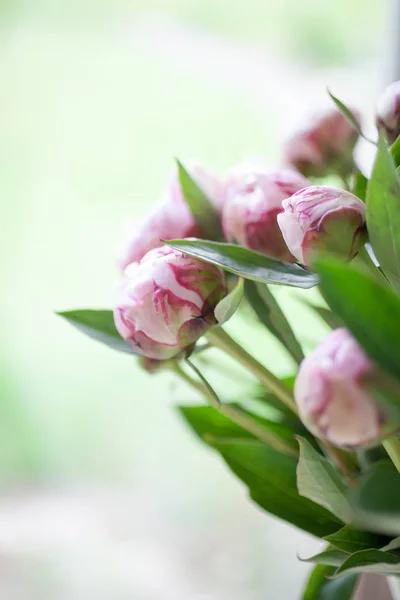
top-left (295, 329), bottom-right (399, 449)
top-left (222, 167), bottom-right (310, 261)
top-left (114, 245), bottom-right (227, 360)
top-left (277, 186), bottom-right (367, 266)
top-left (118, 162), bottom-right (223, 270)
top-left (376, 81), bottom-right (400, 144)
top-left (282, 108), bottom-right (360, 178)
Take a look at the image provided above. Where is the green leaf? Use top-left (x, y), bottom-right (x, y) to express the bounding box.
top-left (302, 565), bottom-right (358, 600)
top-left (179, 404), bottom-right (297, 448)
top-left (179, 406), bottom-right (341, 537)
top-left (391, 134), bottom-right (400, 167)
top-left (166, 240), bottom-right (319, 288)
top-left (214, 277), bottom-right (244, 324)
top-left (328, 90), bottom-right (365, 141)
top-left (179, 404), bottom-right (261, 441)
top-left (333, 549), bottom-right (400, 577)
top-left (218, 441), bottom-right (340, 538)
top-left (176, 160), bottom-right (223, 240)
top-left (300, 547), bottom-right (349, 567)
top-left (296, 437), bottom-right (353, 524)
top-left (57, 309), bottom-right (139, 355)
top-left (351, 466), bottom-right (400, 536)
top-left (324, 525), bottom-right (389, 554)
top-left (381, 536), bottom-right (400, 552)
top-left (366, 135), bottom-right (400, 292)
top-left (316, 258), bottom-right (400, 382)
top-left (244, 280), bottom-right (304, 364)
top-left (352, 170), bottom-right (368, 202)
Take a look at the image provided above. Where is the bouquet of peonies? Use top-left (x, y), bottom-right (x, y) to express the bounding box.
top-left (59, 81), bottom-right (400, 599)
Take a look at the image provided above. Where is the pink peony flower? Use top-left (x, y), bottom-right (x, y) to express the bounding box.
top-left (282, 108), bottom-right (361, 177)
top-left (222, 167), bottom-right (310, 262)
top-left (376, 80), bottom-right (400, 144)
top-left (277, 186), bottom-right (366, 266)
top-left (114, 245), bottom-right (227, 360)
top-left (117, 162), bottom-right (223, 270)
top-left (295, 329), bottom-right (389, 449)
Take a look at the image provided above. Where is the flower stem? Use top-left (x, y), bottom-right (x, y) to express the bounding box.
top-left (339, 175), bottom-right (351, 191)
top-left (383, 436), bottom-right (400, 472)
top-left (318, 440), bottom-right (358, 480)
top-left (173, 361), bottom-right (297, 457)
top-left (205, 327), bottom-right (297, 414)
top-left (196, 354), bottom-right (253, 383)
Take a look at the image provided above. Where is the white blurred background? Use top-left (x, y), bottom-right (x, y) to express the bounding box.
top-left (0, 1), bottom-right (389, 597)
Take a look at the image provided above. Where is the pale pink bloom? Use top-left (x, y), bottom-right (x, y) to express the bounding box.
top-left (376, 81), bottom-right (400, 144)
top-left (114, 245), bottom-right (226, 360)
top-left (277, 186), bottom-right (366, 266)
top-left (295, 329), bottom-right (382, 449)
top-left (222, 166), bottom-right (310, 262)
top-left (118, 161), bottom-right (223, 270)
top-left (282, 108), bottom-right (361, 177)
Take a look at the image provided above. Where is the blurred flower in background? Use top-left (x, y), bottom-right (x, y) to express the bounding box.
top-left (0, 0), bottom-right (386, 598)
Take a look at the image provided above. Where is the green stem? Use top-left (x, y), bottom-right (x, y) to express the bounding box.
top-left (318, 439), bottom-right (358, 479)
top-left (173, 361), bottom-right (297, 457)
top-left (356, 450), bottom-right (370, 473)
top-left (205, 327), bottom-right (297, 414)
top-left (383, 436), bottom-right (400, 472)
top-left (339, 175), bottom-right (351, 192)
top-left (195, 354), bottom-right (252, 383)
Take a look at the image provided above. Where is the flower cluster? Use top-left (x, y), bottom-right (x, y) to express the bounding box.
top-left (110, 84), bottom-right (400, 449)
top-left (63, 79), bottom-right (400, 593)
top-left (114, 105), bottom-right (369, 364)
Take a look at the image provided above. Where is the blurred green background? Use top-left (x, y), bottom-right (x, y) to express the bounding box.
top-left (0, 1), bottom-right (386, 597)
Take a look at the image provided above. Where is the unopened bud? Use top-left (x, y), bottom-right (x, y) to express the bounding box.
top-left (222, 167), bottom-right (310, 261)
top-left (376, 81), bottom-right (400, 144)
top-left (282, 108), bottom-right (360, 178)
top-left (295, 329), bottom-right (399, 449)
top-left (114, 245), bottom-right (227, 360)
top-left (277, 186), bottom-right (366, 266)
